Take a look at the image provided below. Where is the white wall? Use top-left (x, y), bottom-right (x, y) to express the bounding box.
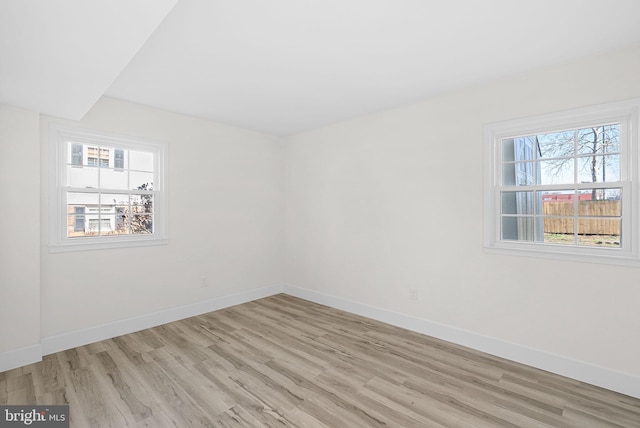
top-left (2, 46), bottom-right (639, 397)
top-left (0, 104), bottom-right (41, 370)
top-left (284, 47), bottom-right (640, 388)
top-left (39, 97), bottom-right (284, 345)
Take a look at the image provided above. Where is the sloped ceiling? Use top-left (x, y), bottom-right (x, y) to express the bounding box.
top-left (0, 0), bottom-right (178, 120)
top-left (2, 0), bottom-right (640, 135)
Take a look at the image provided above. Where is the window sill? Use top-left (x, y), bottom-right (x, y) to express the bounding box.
top-left (484, 243), bottom-right (640, 267)
top-left (49, 236), bottom-right (168, 253)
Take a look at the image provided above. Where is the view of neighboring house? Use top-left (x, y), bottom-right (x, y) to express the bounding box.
top-left (65, 143), bottom-right (154, 237)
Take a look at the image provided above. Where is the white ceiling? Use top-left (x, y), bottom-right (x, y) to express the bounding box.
top-left (3, 1), bottom-right (640, 136)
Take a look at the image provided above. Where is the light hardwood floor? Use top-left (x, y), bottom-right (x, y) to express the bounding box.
top-left (1, 294), bottom-right (639, 427)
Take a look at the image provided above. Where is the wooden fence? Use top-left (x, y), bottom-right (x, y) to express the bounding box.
top-left (543, 201), bottom-right (620, 235)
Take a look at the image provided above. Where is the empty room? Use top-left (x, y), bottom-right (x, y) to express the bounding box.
top-left (1, 0), bottom-right (640, 427)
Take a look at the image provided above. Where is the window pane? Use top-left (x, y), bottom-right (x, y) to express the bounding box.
top-left (543, 218), bottom-right (575, 244)
top-left (87, 218), bottom-right (112, 235)
top-left (503, 162), bottom-right (536, 186)
top-left (67, 215), bottom-right (85, 237)
top-left (67, 165), bottom-right (98, 188)
top-left (130, 172), bottom-right (153, 190)
top-left (98, 215), bottom-right (116, 235)
top-left (538, 158), bottom-right (574, 185)
top-left (577, 124), bottom-right (620, 155)
top-left (113, 206), bottom-right (127, 234)
top-left (577, 219), bottom-right (620, 248)
top-left (536, 130), bottom-right (574, 159)
top-left (100, 195), bottom-right (127, 233)
top-left (131, 194), bottom-right (153, 214)
top-left (100, 167), bottom-right (128, 190)
top-left (66, 191), bottom-right (99, 238)
top-left (99, 147), bottom-right (110, 168)
top-left (601, 124), bottom-right (620, 153)
top-left (577, 155), bottom-right (619, 183)
top-left (67, 215), bottom-right (88, 237)
top-left (114, 149), bottom-right (126, 169)
top-left (541, 190), bottom-right (576, 202)
top-left (501, 191), bottom-right (537, 215)
top-left (69, 143), bottom-right (83, 166)
top-left (87, 146), bottom-right (99, 168)
top-left (67, 192), bottom-right (99, 207)
top-left (502, 216), bottom-right (538, 241)
top-left (513, 136), bottom-right (537, 161)
top-left (502, 162), bottom-right (515, 185)
top-left (502, 139), bottom-right (515, 162)
top-left (577, 189), bottom-right (621, 216)
top-left (542, 190), bottom-right (576, 244)
top-left (502, 136), bottom-right (537, 162)
top-left (130, 214), bottom-right (153, 234)
top-left (600, 188), bottom-right (621, 201)
top-left (130, 150), bottom-right (153, 172)
top-left (541, 190), bottom-right (576, 216)
top-left (100, 193), bottom-right (127, 206)
top-left (73, 207), bottom-right (85, 233)
top-left (100, 193), bottom-right (130, 235)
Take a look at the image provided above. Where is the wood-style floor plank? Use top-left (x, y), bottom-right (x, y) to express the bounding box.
top-left (1, 294), bottom-right (639, 427)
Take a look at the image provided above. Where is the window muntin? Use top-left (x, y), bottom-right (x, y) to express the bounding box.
top-left (50, 125), bottom-right (167, 251)
top-left (484, 99), bottom-right (639, 264)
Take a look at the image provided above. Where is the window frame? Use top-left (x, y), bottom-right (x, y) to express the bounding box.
top-left (483, 99), bottom-right (640, 265)
top-left (49, 124), bottom-right (168, 252)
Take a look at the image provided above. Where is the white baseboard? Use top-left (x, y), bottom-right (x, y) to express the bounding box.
top-left (0, 344), bottom-right (42, 373)
top-left (41, 284), bottom-right (283, 356)
top-left (15, 282), bottom-right (640, 399)
top-left (282, 284), bottom-right (640, 399)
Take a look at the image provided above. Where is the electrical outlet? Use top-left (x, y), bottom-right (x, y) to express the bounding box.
top-left (409, 288), bottom-right (418, 300)
top-left (200, 277), bottom-right (208, 287)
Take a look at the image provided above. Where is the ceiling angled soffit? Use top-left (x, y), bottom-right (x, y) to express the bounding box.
top-left (0, 0), bottom-right (179, 120)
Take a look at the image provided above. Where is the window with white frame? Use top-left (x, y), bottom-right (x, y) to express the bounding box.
top-left (50, 125), bottom-right (168, 252)
top-left (484, 99), bottom-right (639, 264)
